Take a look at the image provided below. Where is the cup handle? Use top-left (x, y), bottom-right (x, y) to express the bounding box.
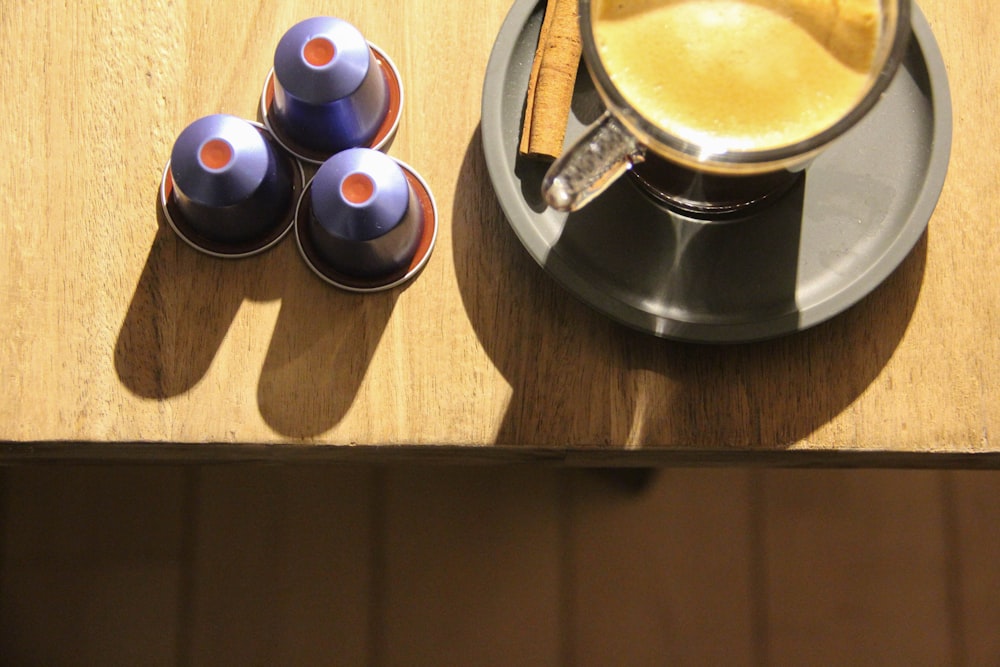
top-left (542, 112), bottom-right (646, 212)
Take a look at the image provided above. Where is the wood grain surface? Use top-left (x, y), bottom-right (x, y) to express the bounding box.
top-left (0, 0), bottom-right (996, 462)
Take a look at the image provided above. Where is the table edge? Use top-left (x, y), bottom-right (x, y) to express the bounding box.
top-left (1, 441), bottom-right (997, 469)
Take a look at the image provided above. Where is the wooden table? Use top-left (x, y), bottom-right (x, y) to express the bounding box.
top-left (1, 0), bottom-right (995, 465)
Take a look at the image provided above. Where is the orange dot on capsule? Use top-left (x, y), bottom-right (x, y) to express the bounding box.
top-left (199, 139), bottom-right (233, 170)
top-left (303, 37), bottom-right (336, 66)
top-left (341, 172), bottom-right (375, 204)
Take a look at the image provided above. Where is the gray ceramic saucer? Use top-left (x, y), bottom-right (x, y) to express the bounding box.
top-left (481, 0), bottom-right (952, 343)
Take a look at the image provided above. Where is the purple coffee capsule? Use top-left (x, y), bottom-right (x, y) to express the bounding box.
top-left (160, 114), bottom-right (303, 257)
top-left (261, 16), bottom-right (403, 164)
top-left (295, 147), bottom-right (437, 291)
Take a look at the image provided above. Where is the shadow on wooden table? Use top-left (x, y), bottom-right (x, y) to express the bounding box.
top-left (453, 126), bottom-right (927, 452)
top-left (114, 199), bottom-right (395, 437)
top-left (255, 266), bottom-right (397, 438)
top-left (114, 202), bottom-right (283, 400)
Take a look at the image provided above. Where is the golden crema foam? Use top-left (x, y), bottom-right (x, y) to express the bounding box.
top-left (593, 0), bottom-right (881, 151)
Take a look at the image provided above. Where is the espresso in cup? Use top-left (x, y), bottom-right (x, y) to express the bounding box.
top-left (592, 0), bottom-right (881, 152)
top-left (544, 0), bottom-right (908, 212)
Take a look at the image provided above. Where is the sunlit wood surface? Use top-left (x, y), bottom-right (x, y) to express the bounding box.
top-left (0, 0), bottom-right (995, 463)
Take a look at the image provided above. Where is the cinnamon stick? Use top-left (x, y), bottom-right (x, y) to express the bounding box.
top-left (519, 0), bottom-right (582, 160)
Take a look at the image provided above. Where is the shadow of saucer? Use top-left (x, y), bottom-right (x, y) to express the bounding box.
top-left (453, 125), bottom-right (926, 450)
top-left (619, 231), bottom-right (927, 448)
top-left (455, 126), bottom-right (655, 447)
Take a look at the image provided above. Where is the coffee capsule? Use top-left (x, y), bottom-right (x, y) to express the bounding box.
top-left (261, 16), bottom-right (403, 164)
top-left (295, 147), bottom-right (437, 291)
top-left (160, 114), bottom-right (303, 257)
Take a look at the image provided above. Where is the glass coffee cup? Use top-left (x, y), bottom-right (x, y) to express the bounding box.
top-left (542, 0), bottom-right (912, 215)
